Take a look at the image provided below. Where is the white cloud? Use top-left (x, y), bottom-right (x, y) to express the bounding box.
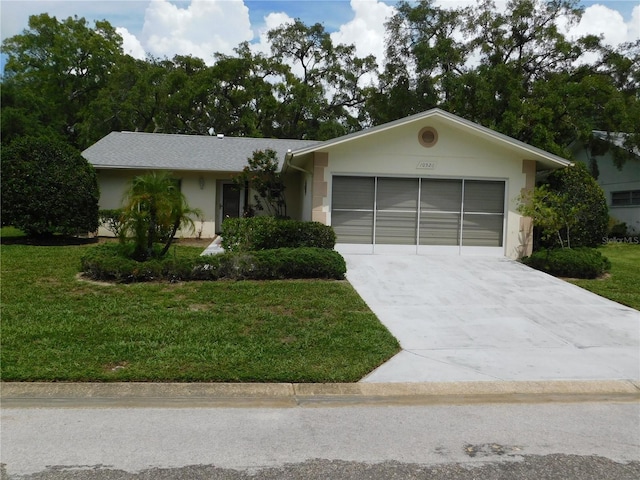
top-left (568, 4), bottom-right (639, 47)
top-left (330, 0), bottom-right (396, 70)
top-left (251, 11), bottom-right (295, 56)
top-left (140, 0), bottom-right (253, 63)
top-left (116, 27), bottom-right (146, 60)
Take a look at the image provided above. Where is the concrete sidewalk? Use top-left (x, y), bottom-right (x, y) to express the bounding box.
top-left (343, 255), bottom-right (640, 383)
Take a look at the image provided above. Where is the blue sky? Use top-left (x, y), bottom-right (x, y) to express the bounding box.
top-left (1, 0), bottom-right (638, 70)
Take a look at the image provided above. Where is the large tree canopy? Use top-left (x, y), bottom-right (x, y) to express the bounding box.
top-left (2, 4), bottom-right (638, 158)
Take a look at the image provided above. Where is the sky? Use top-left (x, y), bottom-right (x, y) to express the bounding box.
top-left (1, 0), bottom-right (639, 71)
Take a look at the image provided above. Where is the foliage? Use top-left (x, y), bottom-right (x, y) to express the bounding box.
top-left (81, 242), bottom-right (345, 282)
top-left (608, 219), bottom-right (629, 237)
top-left (1, 13), bottom-right (124, 148)
top-left (221, 216), bottom-right (337, 253)
top-left (370, 0), bottom-right (639, 157)
top-left (522, 247), bottom-right (611, 279)
top-left (231, 149), bottom-right (287, 217)
top-left (1, 136), bottom-right (99, 237)
top-left (120, 171), bottom-right (201, 261)
top-left (545, 162), bottom-right (608, 247)
top-left (2, 6), bottom-right (638, 157)
top-left (4, 243), bottom-right (398, 381)
top-left (519, 163), bottom-right (608, 249)
top-left (518, 184), bottom-right (579, 248)
top-left (98, 209), bottom-right (125, 237)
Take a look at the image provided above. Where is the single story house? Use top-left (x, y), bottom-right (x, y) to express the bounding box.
top-left (82, 108), bottom-right (572, 259)
top-left (571, 131), bottom-right (640, 234)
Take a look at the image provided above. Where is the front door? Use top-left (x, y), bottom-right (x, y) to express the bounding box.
top-left (222, 183), bottom-right (241, 219)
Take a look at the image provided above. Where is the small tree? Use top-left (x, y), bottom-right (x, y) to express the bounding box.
top-left (546, 162), bottom-right (608, 247)
top-left (518, 185), bottom-right (579, 248)
top-left (518, 163), bottom-right (608, 249)
top-left (1, 136), bottom-right (99, 236)
top-left (232, 149), bottom-right (287, 217)
top-left (120, 171), bottom-right (200, 261)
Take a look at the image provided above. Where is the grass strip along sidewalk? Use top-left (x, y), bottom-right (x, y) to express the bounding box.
top-left (1, 240), bottom-right (400, 382)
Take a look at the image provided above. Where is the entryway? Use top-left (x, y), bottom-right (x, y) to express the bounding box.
top-left (216, 181), bottom-right (244, 233)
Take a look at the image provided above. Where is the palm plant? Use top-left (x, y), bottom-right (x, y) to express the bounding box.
top-left (121, 171), bottom-right (201, 260)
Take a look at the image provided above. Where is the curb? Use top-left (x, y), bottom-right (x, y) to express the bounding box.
top-left (2, 380), bottom-right (639, 408)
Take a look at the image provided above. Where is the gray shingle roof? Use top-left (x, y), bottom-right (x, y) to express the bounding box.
top-left (82, 131), bottom-right (320, 172)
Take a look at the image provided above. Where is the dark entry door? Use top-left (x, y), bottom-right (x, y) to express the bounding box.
top-left (222, 183), bottom-right (241, 219)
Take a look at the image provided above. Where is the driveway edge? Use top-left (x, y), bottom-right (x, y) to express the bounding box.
top-left (2, 380), bottom-right (639, 408)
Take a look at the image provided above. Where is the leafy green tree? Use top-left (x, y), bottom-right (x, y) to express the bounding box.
top-left (519, 163), bottom-right (608, 250)
top-left (268, 20), bottom-right (377, 139)
top-left (518, 185), bottom-right (578, 248)
top-left (1, 137), bottom-right (99, 237)
top-left (370, 0), bottom-right (639, 158)
top-left (545, 162), bottom-right (608, 248)
top-left (1, 14), bottom-right (124, 149)
top-left (120, 172), bottom-right (201, 261)
top-left (232, 150), bottom-right (287, 218)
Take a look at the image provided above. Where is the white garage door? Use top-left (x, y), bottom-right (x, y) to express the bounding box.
top-left (331, 176), bottom-right (506, 255)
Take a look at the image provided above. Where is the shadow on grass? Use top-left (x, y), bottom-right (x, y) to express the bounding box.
top-left (0, 235), bottom-right (99, 246)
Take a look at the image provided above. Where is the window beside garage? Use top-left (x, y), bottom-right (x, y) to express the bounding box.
top-left (331, 176), bottom-right (506, 249)
top-left (611, 190), bottom-right (640, 207)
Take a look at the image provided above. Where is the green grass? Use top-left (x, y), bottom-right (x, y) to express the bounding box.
top-left (1, 242), bottom-right (400, 382)
top-left (568, 243), bottom-right (640, 310)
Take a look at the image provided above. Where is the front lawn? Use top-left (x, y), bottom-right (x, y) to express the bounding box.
top-left (0, 241), bottom-right (400, 382)
top-left (568, 243), bottom-right (640, 310)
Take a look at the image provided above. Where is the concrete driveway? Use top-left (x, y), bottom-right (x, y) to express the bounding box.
top-left (343, 255), bottom-right (640, 383)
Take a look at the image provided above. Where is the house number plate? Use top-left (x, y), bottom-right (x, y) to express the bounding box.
top-left (416, 161), bottom-right (437, 170)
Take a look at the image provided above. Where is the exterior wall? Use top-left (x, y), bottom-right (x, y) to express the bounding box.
top-left (519, 160), bottom-right (537, 257)
top-left (573, 149), bottom-right (640, 234)
top-left (307, 118), bottom-right (533, 258)
top-left (96, 169), bottom-right (237, 238)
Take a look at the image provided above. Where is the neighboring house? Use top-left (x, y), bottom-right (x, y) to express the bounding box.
top-left (571, 131), bottom-right (640, 234)
top-left (83, 108), bottom-right (571, 259)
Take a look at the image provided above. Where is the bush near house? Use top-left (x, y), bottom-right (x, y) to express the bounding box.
top-left (1, 136), bottom-right (99, 237)
top-left (221, 216), bottom-right (337, 252)
top-left (522, 247), bottom-right (611, 279)
top-left (81, 243), bottom-right (346, 283)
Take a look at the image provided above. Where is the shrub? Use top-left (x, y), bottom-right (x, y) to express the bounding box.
top-left (522, 247), bottom-right (611, 279)
top-left (225, 248), bottom-right (347, 280)
top-left (544, 162), bottom-right (608, 248)
top-left (1, 136), bottom-right (99, 237)
top-left (221, 217), bottom-right (336, 252)
top-left (81, 244), bottom-right (346, 283)
top-left (98, 209), bottom-right (125, 237)
top-left (608, 219), bottom-right (628, 237)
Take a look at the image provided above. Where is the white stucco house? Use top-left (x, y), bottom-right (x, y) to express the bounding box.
top-left (82, 108), bottom-right (572, 259)
top-left (571, 131), bottom-right (640, 234)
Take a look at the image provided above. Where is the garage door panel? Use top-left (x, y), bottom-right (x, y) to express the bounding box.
top-left (419, 213), bottom-right (461, 245)
top-left (462, 214), bottom-right (503, 246)
top-left (332, 176), bottom-right (374, 210)
top-left (377, 178), bottom-right (418, 211)
top-left (464, 180), bottom-right (505, 214)
top-left (421, 179), bottom-right (462, 211)
top-left (376, 212), bottom-right (417, 244)
top-left (332, 211), bottom-right (373, 244)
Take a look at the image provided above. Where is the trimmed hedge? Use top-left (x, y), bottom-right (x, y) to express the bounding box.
top-left (81, 244), bottom-right (346, 283)
top-left (522, 247), bottom-right (611, 279)
top-left (221, 217), bottom-right (336, 252)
